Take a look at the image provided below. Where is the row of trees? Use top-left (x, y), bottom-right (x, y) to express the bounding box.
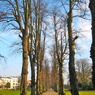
top-left (0, 0), bottom-right (95, 95)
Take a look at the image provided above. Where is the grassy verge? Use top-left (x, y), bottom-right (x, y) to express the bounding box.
top-left (0, 90), bottom-right (95, 95)
top-left (65, 90), bottom-right (95, 95)
top-left (0, 90), bottom-right (30, 95)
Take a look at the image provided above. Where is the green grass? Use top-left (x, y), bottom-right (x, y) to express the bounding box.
top-left (65, 90), bottom-right (95, 95)
top-left (0, 90), bottom-right (95, 95)
top-left (0, 90), bottom-right (30, 95)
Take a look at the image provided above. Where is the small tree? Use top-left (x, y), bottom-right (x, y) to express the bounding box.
top-left (5, 82), bottom-right (10, 89)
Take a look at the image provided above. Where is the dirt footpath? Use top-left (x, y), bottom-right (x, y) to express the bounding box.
top-left (42, 90), bottom-right (58, 95)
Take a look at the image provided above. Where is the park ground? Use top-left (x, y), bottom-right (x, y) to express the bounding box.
top-left (0, 90), bottom-right (95, 95)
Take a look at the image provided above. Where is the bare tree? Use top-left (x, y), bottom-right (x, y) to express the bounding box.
top-left (32, 0), bottom-right (48, 94)
top-left (0, 0), bottom-right (30, 95)
top-left (76, 59), bottom-right (92, 84)
top-left (50, 45), bottom-right (59, 92)
top-left (53, 0), bottom-right (88, 94)
top-left (67, 0), bottom-right (79, 95)
top-left (42, 58), bottom-right (51, 91)
top-left (52, 8), bottom-right (68, 94)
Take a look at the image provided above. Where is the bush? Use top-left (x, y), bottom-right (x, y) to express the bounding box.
top-left (78, 82), bottom-right (94, 90)
top-left (64, 85), bottom-right (71, 91)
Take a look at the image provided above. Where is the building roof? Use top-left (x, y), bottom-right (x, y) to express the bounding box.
top-left (0, 76), bottom-right (18, 79)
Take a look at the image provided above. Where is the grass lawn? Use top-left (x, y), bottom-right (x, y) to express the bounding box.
top-left (0, 90), bottom-right (95, 95)
top-left (0, 90), bottom-right (30, 95)
top-left (65, 91), bottom-right (95, 95)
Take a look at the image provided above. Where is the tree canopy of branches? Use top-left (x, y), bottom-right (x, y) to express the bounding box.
top-left (0, 0), bottom-right (92, 95)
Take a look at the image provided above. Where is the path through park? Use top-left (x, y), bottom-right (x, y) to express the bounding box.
top-left (42, 89), bottom-right (58, 95)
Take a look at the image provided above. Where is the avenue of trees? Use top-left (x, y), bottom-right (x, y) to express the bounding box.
top-left (0, 0), bottom-right (95, 95)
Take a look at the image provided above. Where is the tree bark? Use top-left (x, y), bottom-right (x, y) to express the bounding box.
top-left (29, 35), bottom-right (36, 95)
top-left (20, 0), bottom-right (29, 95)
top-left (59, 62), bottom-right (64, 95)
top-left (89, 0), bottom-right (95, 89)
top-left (29, 51), bottom-right (36, 95)
top-left (21, 31), bottom-right (29, 95)
top-left (67, 0), bottom-right (79, 95)
top-left (28, 0), bottom-right (36, 94)
top-left (53, 13), bottom-right (65, 95)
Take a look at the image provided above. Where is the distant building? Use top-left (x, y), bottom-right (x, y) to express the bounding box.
top-left (0, 76), bottom-right (18, 89)
top-left (18, 80), bottom-right (31, 87)
top-left (27, 80), bottom-right (31, 85)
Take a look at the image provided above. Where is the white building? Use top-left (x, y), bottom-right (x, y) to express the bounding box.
top-left (0, 76), bottom-right (18, 89)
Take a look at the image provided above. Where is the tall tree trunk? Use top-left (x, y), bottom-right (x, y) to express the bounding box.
top-left (29, 51), bottom-right (36, 95)
top-left (20, 0), bottom-right (29, 95)
top-left (35, 12), bottom-right (42, 95)
top-left (28, 0), bottom-right (36, 94)
top-left (35, 0), bottom-right (43, 94)
top-left (29, 27), bottom-right (36, 95)
top-left (67, 0), bottom-right (79, 95)
top-left (89, 0), bottom-right (95, 89)
top-left (53, 13), bottom-right (65, 95)
top-left (59, 62), bottom-right (64, 95)
top-left (21, 31), bottom-right (29, 95)
top-left (59, 33), bottom-right (64, 95)
top-left (29, 33), bottom-right (36, 95)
